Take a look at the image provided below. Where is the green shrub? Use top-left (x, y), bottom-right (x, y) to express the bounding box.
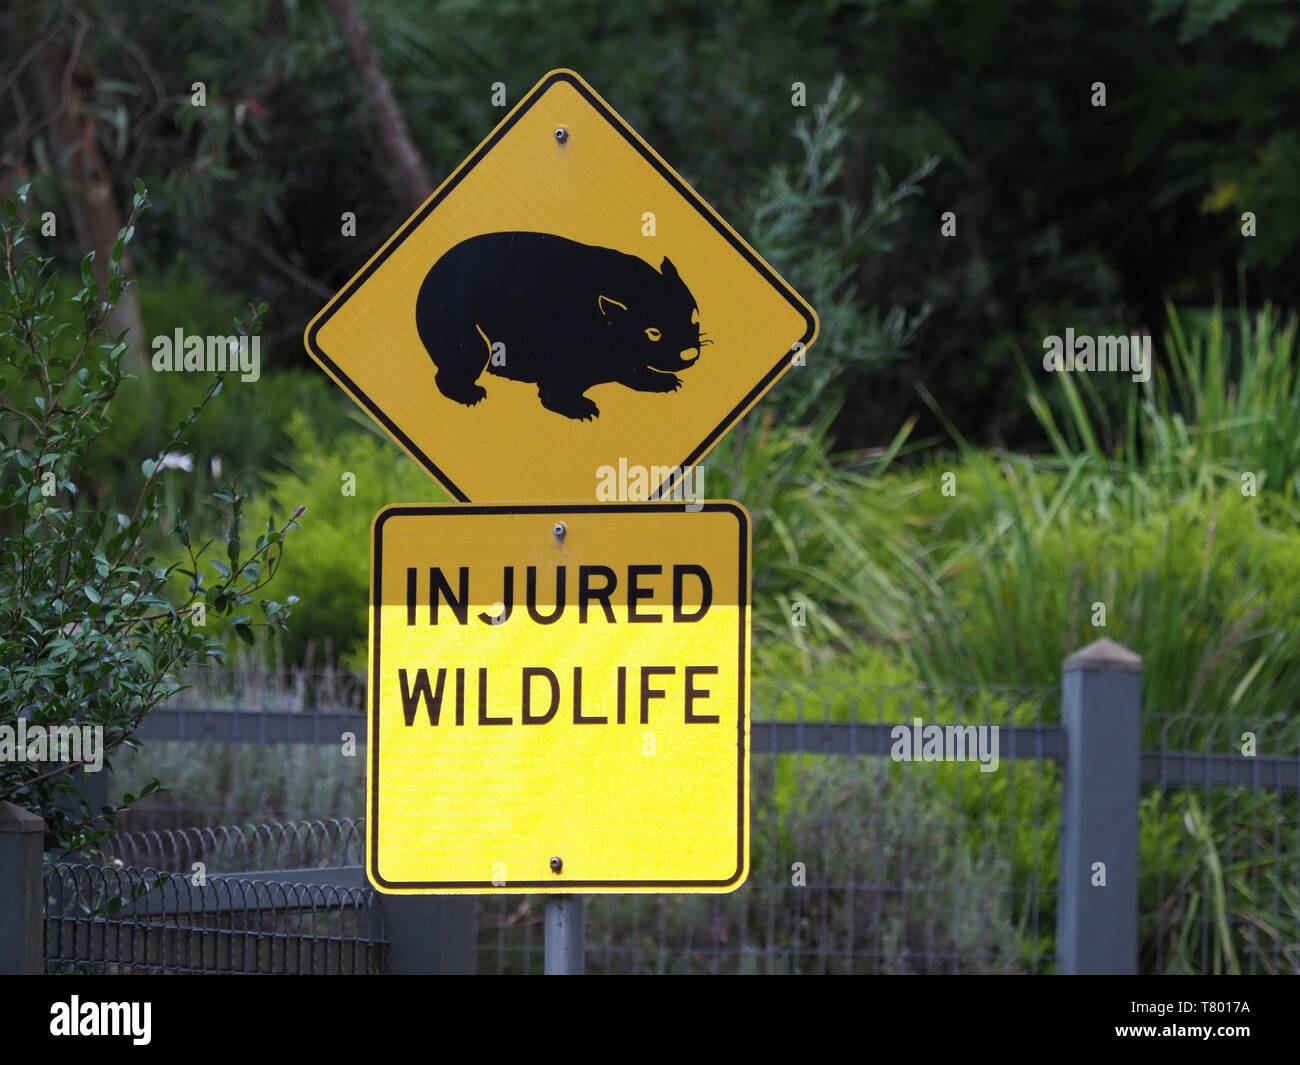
top-left (741, 75), bottom-right (932, 426)
top-left (709, 405), bottom-right (924, 669)
top-left (0, 182), bottom-right (301, 849)
top-left (23, 270), bottom-right (356, 526)
top-left (251, 415), bottom-right (443, 665)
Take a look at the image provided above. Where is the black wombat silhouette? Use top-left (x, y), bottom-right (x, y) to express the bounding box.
top-left (415, 232), bottom-right (704, 420)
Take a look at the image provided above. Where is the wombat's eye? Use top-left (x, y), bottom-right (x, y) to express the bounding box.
top-left (645, 327), bottom-right (662, 342)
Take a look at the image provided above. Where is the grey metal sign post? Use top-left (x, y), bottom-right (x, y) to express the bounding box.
top-left (544, 895), bottom-right (586, 975)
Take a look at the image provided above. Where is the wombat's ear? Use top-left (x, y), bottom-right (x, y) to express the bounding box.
top-left (597, 294), bottom-right (628, 316)
top-left (661, 257), bottom-right (678, 280)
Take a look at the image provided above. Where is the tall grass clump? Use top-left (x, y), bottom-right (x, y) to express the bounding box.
top-left (1026, 302), bottom-right (1300, 510)
top-left (890, 457), bottom-right (1300, 738)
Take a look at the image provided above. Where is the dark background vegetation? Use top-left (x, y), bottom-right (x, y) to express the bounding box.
top-left (6, 0), bottom-right (1300, 457)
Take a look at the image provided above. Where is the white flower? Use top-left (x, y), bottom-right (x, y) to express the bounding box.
top-left (158, 452), bottom-right (193, 472)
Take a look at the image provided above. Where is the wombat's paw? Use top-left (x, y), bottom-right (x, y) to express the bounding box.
top-left (630, 370), bottom-right (682, 392)
top-left (542, 392), bottom-right (601, 421)
top-left (570, 396), bottom-right (601, 421)
top-left (436, 375), bottom-right (487, 407)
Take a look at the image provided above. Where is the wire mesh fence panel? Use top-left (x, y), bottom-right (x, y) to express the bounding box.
top-left (112, 724), bottom-right (366, 830)
top-left (476, 683), bottom-right (1062, 974)
top-left (113, 664), bottom-right (368, 829)
top-left (44, 863), bottom-right (387, 975)
top-left (166, 664), bottom-right (367, 714)
top-left (1140, 710), bottom-right (1300, 976)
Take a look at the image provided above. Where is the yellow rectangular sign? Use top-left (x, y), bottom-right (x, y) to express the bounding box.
top-left (367, 502), bottom-right (751, 893)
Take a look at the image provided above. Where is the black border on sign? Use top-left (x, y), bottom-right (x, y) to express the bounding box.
top-left (369, 502), bottom-right (749, 891)
top-left (304, 69), bottom-right (817, 503)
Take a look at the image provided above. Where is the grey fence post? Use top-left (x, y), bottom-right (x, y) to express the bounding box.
top-left (1057, 638), bottom-right (1142, 975)
top-left (380, 896), bottom-right (478, 975)
top-left (0, 801), bottom-right (45, 975)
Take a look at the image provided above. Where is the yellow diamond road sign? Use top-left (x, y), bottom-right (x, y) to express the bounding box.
top-left (305, 69), bottom-right (817, 502)
top-left (368, 503), bottom-right (750, 893)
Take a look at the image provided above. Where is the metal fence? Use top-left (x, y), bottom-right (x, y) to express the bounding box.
top-left (2, 639), bottom-right (1296, 975)
top-left (1141, 713), bottom-right (1300, 975)
top-left (40, 818), bottom-right (382, 974)
top-left (43, 864), bottom-right (384, 975)
top-left (479, 682), bottom-right (1061, 975)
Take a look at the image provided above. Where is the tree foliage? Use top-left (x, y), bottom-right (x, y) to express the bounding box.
top-left (0, 181), bottom-right (301, 849)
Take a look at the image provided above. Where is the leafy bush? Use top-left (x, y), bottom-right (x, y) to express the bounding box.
top-left (251, 415), bottom-right (443, 666)
top-left (13, 269), bottom-right (357, 528)
top-left (0, 182), bottom-right (301, 850)
top-left (742, 75), bottom-right (932, 426)
top-left (708, 406), bottom-right (922, 663)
